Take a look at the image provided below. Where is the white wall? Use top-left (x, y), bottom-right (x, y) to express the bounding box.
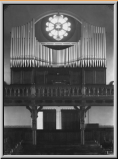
top-left (4, 106), bottom-right (114, 127)
top-left (4, 106), bottom-right (31, 126)
top-left (37, 112), bottom-right (43, 129)
top-left (85, 106), bottom-right (114, 126)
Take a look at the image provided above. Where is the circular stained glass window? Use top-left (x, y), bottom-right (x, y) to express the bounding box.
top-left (46, 14), bottom-right (71, 41)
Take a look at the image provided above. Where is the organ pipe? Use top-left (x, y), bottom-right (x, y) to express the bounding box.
top-left (85, 23), bottom-right (87, 60)
top-left (44, 46), bottom-right (46, 66)
top-left (22, 25), bottom-right (25, 67)
top-left (47, 48), bottom-right (50, 67)
top-left (102, 27), bottom-right (104, 67)
top-left (45, 47), bottom-right (47, 67)
top-left (89, 24), bottom-right (91, 62)
top-left (20, 26), bottom-right (22, 67)
top-left (19, 26), bottom-right (21, 67)
top-left (29, 21), bottom-right (31, 64)
top-left (104, 27), bottom-right (106, 67)
top-left (78, 41), bottom-right (80, 67)
top-left (75, 44), bottom-right (77, 64)
top-left (17, 27), bottom-right (19, 66)
top-left (100, 27), bottom-right (102, 67)
top-left (42, 46), bottom-right (44, 66)
top-left (63, 49), bottom-right (65, 65)
top-left (96, 27), bottom-right (98, 60)
top-left (75, 44), bottom-right (77, 66)
top-left (50, 49), bottom-right (52, 66)
top-left (14, 27), bottom-right (16, 66)
top-left (87, 23), bottom-right (89, 63)
top-left (32, 19), bottom-right (35, 58)
top-left (35, 40), bottom-right (37, 67)
top-left (24, 26), bottom-right (27, 67)
top-left (38, 43), bottom-right (40, 66)
top-left (10, 28), bottom-right (13, 67)
top-left (100, 27), bottom-right (102, 63)
top-left (73, 45), bottom-right (75, 62)
top-left (77, 42), bottom-right (78, 63)
top-left (91, 25), bottom-right (94, 61)
top-left (66, 48), bottom-right (68, 66)
top-left (10, 19), bottom-right (107, 68)
top-left (27, 23), bottom-right (30, 63)
top-left (81, 21), bottom-right (84, 59)
top-left (15, 26), bottom-right (18, 67)
top-left (37, 40), bottom-right (39, 66)
top-left (30, 22), bottom-right (32, 67)
top-left (98, 27), bottom-right (100, 61)
top-left (47, 47), bottom-right (49, 67)
top-left (40, 44), bottom-right (42, 67)
top-left (89, 26), bottom-right (92, 66)
top-left (99, 27), bottom-right (101, 67)
top-left (12, 28), bottom-right (14, 66)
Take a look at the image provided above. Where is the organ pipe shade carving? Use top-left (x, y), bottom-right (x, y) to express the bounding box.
top-left (10, 19), bottom-right (106, 68)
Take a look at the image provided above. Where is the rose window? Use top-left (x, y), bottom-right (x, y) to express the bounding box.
top-left (46, 14), bottom-right (71, 41)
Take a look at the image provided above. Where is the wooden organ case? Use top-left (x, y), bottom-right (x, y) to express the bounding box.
top-left (10, 19), bottom-right (106, 86)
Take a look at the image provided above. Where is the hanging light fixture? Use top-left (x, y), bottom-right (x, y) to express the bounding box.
top-left (46, 13), bottom-right (71, 41)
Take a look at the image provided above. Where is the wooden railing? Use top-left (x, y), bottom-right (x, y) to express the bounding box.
top-left (4, 84), bottom-right (114, 98)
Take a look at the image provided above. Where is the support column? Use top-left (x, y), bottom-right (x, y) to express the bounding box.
top-left (56, 107), bottom-right (62, 129)
top-left (31, 106), bottom-right (37, 145)
top-left (81, 129), bottom-right (85, 145)
top-left (80, 105), bottom-right (91, 145)
top-left (75, 105), bottom-right (91, 145)
top-left (80, 106), bottom-right (85, 145)
top-left (26, 105), bottom-right (43, 145)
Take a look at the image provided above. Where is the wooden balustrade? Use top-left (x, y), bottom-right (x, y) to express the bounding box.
top-left (4, 84), bottom-right (114, 98)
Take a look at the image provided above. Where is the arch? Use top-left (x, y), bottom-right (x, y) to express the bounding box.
top-left (35, 9), bottom-right (84, 24)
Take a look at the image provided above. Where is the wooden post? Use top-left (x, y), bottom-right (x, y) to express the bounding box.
top-left (80, 105), bottom-right (91, 145)
top-left (26, 105), bottom-right (43, 146)
top-left (31, 106), bottom-right (38, 146)
top-left (80, 106), bottom-right (85, 145)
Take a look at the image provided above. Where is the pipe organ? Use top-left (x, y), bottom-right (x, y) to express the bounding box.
top-left (10, 19), bottom-right (106, 68)
top-left (10, 18), bottom-right (106, 85)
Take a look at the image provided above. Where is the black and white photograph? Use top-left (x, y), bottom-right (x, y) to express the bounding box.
top-left (2, 2), bottom-right (116, 157)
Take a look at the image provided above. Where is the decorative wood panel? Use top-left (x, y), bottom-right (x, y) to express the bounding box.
top-left (12, 70), bottom-right (22, 84)
top-left (95, 70), bottom-right (106, 84)
top-left (70, 71), bottom-right (82, 84)
top-left (43, 110), bottom-right (56, 130)
top-left (61, 110), bottom-right (80, 130)
top-left (23, 70), bottom-right (32, 84)
top-left (85, 70), bottom-right (94, 84)
top-left (35, 71), bottom-right (45, 84)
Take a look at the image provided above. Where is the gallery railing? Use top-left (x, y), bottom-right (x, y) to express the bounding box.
top-left (4, 84), bottom-right (114, 98)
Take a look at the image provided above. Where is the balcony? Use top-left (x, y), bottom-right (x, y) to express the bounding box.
top-left (4, 84), bottom-right (114, 106)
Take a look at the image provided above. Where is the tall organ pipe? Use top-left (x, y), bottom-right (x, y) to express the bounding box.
top-left (10, 19), bottom-right (107, 68)
top-left (27, 23), bottom-right (29, 64)
top-left (22, 25), bottom-right (25, 67)
top-left (104, 27), bottom-right (106, 67)
top-left (29, 21), bottom-right (31, 66)
top-left (100, 27), bottom-right (102, 66)
top-left (10, 28), bottom-right (13, 67)
top-left (40, 43), bottom-right (42, 66)
top-left (103, 27), bottom-right (104, 62)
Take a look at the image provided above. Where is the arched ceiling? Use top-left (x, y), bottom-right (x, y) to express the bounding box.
top-left (4, 4), bottom-right (114, 84)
